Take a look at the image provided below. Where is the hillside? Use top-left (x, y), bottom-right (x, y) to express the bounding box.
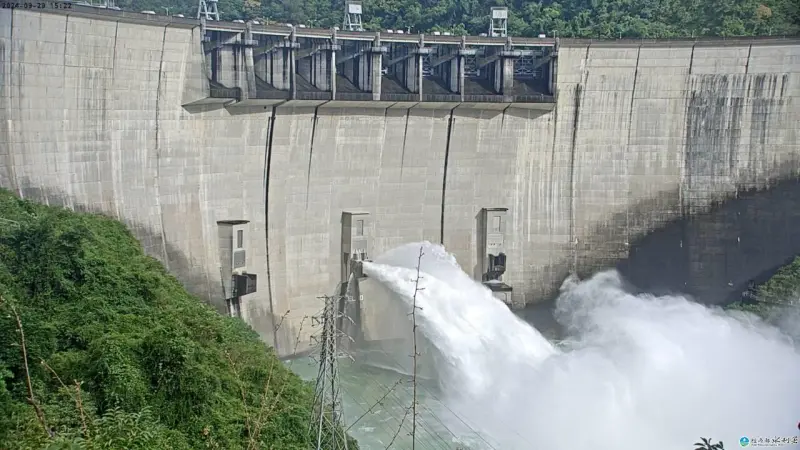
top-left (117, 0), bottom-right (799, 38)
top-left (726, 256), bottom-right (800, 330)
top-left (0, 190), bottom-right (355, 449)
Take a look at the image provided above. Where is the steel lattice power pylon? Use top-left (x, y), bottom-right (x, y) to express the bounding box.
top-left (309, 294), bottom-right (352, 450)
top-left (343, 0), bottom-right (364, 31)
top-left (197, 0), bottom-right (219, 21)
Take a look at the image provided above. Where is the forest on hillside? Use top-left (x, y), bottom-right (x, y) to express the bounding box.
top-left (119, 0), bottom-right (800, 38)
top-left (726, 255), bottom-right (800, 333)
top-left (0, 190), bottom-right (356, 449)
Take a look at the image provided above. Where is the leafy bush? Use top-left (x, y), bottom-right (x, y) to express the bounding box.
top-left (756, 256), bottom-right (800, 304)
top-left (726, 256), bottom-right (800, 321)
top-left (694, 437), bottom-right (725, 449)
top-left (0, 189), bottom-right (357, 449)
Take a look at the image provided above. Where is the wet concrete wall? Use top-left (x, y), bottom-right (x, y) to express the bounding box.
top-left (1, 9), bottom-right (799, 355)
top-left (618, 178), bottom-right (800, 306)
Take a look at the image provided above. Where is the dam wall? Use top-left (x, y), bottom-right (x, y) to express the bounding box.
top-left (1, 9), bottom-right (799, 355)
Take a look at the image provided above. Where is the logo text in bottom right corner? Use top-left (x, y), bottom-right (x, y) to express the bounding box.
top-left (739, 435), bottom-right (799, 447)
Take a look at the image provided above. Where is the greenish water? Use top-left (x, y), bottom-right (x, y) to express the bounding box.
top-left (286, 303), bottom-right (562, 450)
top-left (288, 353), bottom-right (485, 450)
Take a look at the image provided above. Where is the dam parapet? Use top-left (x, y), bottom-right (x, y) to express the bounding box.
top-left (30, 4), bottom-right (558, 109)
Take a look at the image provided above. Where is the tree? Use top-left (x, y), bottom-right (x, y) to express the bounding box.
top-left (119, 0), bottom-right (799, 37)
top-left (694, 437), bottom-right (725, 450)
top-left (0, 189), bottom-right (358, 449)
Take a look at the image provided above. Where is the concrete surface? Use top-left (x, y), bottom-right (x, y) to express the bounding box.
top-left (618, 177), bottom-right (800, 306)
top-left (1, 9), bottom-right (799, 355)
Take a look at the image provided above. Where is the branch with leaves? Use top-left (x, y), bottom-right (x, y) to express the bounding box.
top-left (41, 360), bottom-right (89, 441)
top-left (385, 245), bottom-right (425, 449)
top-left (345, 378), bottom-right (404, 434)
top-left (249, 314), bottom-right (309, 449)
top-left (0, 295), bottom-right (52, 439)
top-left (409, 246), bottom-right (425, 450)
top-left (694, 437), bottom-right (725, 450)
top-left (223, 308), bottom-right (313, 450)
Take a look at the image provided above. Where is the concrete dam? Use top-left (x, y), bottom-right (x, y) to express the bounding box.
top-left (1, 7), bottom-right (799, 356)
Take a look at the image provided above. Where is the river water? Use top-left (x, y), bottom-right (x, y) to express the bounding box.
top-left (289, 241), bottom-right (800, 450)
top-left (289, 354), bottom-right (484, 450)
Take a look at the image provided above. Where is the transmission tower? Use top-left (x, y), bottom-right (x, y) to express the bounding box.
top-left (309, 294), bottom-right (351, 450)
top-left (197, 0), bottom-right (219, 21)
top-left (90, 0), bottom-right (116, 8)
top-left (343, 0), bottom-right (364, 32)
top-left (489, 6), bottom-right (508, 37)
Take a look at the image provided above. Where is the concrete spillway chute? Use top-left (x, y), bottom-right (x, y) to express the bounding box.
top-left (478, 207), bottom-right (512, 304)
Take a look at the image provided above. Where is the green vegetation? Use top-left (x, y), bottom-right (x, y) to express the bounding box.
top-left (753, 256), bottom-right (800, 305)
top-left (122, 0), bottom-right (799, 38)
top-left (726, 256), bottom-right (800, 320)
top-left (0, 189), bottom-right (356, 449)
top-left (694, 437), bottom-right (725, 450)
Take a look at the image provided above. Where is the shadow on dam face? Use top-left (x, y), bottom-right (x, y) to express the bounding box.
top-left (10, 175), bottom-right (800, 356)
top-left (6, 182), bottom-right (294, 351)
top-left (616, 177), bottom-right (800, 306)
top-left (516, 178), bottom-right (800, 338)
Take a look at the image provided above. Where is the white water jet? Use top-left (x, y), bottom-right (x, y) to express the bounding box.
top-left (363, 241), bottom-right (800, 450)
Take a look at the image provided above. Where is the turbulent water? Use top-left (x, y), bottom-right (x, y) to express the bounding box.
top-left (361, 241), bottom-right (800, 450)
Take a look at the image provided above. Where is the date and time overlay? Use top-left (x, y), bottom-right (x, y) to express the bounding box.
top-left (1, 1), bottom-right (74, 9)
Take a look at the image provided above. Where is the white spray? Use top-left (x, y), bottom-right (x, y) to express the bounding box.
top-left (363, 241), bottom-right (800, 450)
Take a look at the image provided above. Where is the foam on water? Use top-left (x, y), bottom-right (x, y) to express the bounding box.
top-left (363, 241), bottom-right (800, 450)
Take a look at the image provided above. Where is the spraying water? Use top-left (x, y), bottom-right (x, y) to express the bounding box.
top-left (363, 241), bottom-right (800, 450)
